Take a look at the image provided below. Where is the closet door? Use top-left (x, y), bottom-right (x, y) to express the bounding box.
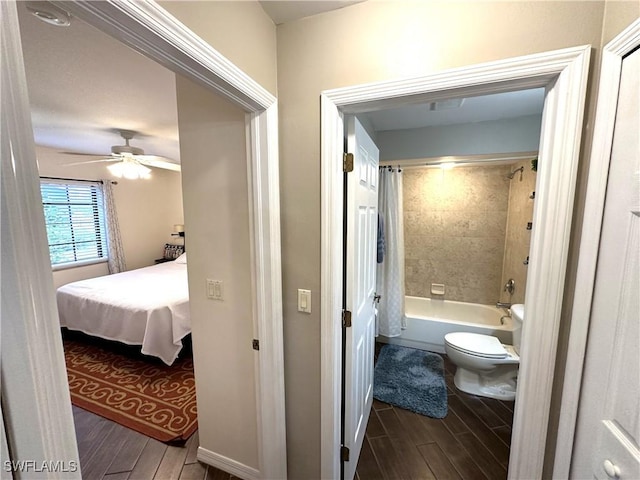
top-left (570, 28), bottom-right (640, 480)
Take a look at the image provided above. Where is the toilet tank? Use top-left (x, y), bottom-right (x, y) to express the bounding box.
top-left (511, 304), bottom-right (525, 354)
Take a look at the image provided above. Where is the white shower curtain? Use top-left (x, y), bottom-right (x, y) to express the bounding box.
top-left (376, 167), bottom-right (405, 337)
top-left (101, 180), bottom-right (126, 274)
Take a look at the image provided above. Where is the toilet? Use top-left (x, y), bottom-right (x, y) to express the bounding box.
top-left (444, 304), bottom-right (524, 401)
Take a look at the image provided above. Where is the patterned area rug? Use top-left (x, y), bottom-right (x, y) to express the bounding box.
top-left (64, 338), bottom-right (197, 444)
top-left (373, 344), bottom-right (448, 418)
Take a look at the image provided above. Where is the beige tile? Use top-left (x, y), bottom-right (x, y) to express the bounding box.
top-left (402, 163), bottom-right (527, 304)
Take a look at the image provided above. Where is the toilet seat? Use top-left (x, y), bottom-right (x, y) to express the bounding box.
top-left (444, 332), bottom-right (510, 359)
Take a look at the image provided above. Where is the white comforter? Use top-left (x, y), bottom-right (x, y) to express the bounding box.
top-left (56, 261), bottom-right (189, 365)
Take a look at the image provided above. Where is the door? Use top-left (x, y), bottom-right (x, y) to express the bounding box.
top-left (571, 47), bottom-right (640, 478)
top-left (342, 116), bottom-right (379, 480)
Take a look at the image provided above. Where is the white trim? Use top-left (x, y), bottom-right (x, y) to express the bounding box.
top-left (554, 19), bottom-right (640, 479)
top-left (4, 1), bottom-right (286, 478)
top-left (320, 94), bottom-right (345, 477)
top-left (197, 447), bottom-right (261, 480)
top-left (1, 2), bottom-right (80, 476)
top-left (320, 45), bottom-right (591, 480)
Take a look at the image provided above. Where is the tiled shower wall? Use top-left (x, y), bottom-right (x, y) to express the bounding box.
top-left (500, 159), bottom-right (536, 304)
top-left (403, 165), bottom-right (511, 304)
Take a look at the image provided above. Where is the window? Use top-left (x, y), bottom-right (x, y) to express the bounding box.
top-left (40, 179), bottom-right (108, 268)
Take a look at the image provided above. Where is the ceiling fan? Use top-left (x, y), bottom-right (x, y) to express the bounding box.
top-left (64, 129), bottom-right (181, 179)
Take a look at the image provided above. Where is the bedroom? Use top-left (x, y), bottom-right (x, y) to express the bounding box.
top-left (19, 4), bottom-right (185, 287)
top-left (15, 1), bottom-right (266, 474)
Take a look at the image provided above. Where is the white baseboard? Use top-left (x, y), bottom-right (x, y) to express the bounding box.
top-left (197, 447), bottom-right (261, 480)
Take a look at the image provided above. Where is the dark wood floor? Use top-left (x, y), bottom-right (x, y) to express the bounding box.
top-left (355, 348), bottom-right (514, 480)
top-left (73, 406), bottom-right (237, 480)
top-left (74, 344), bottom-right (513, 480)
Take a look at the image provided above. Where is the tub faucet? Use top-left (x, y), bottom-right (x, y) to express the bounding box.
top-left (496, 302), bottom-right (512, 310)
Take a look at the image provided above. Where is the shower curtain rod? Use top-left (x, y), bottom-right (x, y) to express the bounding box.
top-left (378, 151), bottom-right (538, 168)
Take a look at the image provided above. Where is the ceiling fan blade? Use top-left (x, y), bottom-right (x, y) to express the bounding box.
top-left (63, 157), bottom-right (118, 166)
top-left (60, 151), bottom-right (107, 157)
top-left (136, 155), bottom-right (181, 172)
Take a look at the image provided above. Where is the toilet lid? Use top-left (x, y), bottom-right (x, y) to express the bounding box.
top-left (445, 332), bottom-right (509, 359)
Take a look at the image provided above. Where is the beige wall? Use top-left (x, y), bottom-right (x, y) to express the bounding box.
top-left (404, 165), bottom-right (510, 305)
top-left (276, 2), bottom-right (605, 477)
top-left (602, 0), bottom-right (640, 44)
top-left (159, 0), bottom-right (277, 96)
top-left (175, 74), bottom-right (258, 469)
top-left (36, 146), bottom-right (184, 288)
top-left (500, 159), bottom-right (537, 305)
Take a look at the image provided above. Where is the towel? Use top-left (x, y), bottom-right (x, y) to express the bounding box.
top-left (377, 213), bottom-right (385, 263)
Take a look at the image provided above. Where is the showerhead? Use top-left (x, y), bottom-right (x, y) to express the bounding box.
top-left (507, 166), bottom-right (524, 180)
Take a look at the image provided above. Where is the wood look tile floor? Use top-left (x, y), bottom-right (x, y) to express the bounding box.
top-left (73, 344), bottom-right (513, 480)
top-left (355, 345), bottom-right (514, 479)
top-left (72, 406), bottom-right (237, 480)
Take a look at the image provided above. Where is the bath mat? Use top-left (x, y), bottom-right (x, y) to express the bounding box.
top-left (373, 344), bottom-right (447, 418)
top-left (63, 338), bottom-right (197, 444)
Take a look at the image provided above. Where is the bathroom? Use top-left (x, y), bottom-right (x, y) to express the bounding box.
top-left (363, 88), bottom-right (543, 366)
top-left (389, 157), bottom-right (536, 355)
top-left (356, 88), bottom-right (543, 478)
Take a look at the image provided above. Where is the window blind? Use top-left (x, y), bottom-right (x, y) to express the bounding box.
top-left (40, 179), bottom-right (108, 267)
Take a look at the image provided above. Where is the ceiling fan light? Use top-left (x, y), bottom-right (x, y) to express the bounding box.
top-left (108, 160), bottom-right (152, 180)
top-left (112, 145), bottom-right (144, 156)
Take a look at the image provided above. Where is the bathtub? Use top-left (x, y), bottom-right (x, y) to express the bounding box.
top-left (378, 296), bottom-right (514, 353)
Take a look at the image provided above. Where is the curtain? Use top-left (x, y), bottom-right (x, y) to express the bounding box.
top-left (101, 180), bottom-right (126, 274)
top-left (376, 167), bottom-right (405, 337)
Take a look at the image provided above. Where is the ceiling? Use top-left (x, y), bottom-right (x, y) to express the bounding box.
top-left (259, 1), bottom-right (363, 25)
top-left (18, 2), bottom-right (181, 163)
top-left (361, 89), bottom-right (544, 132)
top-left (19, 1), bottom-right (544, 167)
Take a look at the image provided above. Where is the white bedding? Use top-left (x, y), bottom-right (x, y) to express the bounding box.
top-left (56, 261), bottom-right (190, 365)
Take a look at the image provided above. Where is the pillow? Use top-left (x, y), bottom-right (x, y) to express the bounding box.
top-left (164, 243), bottom-right (185, 260)
top-left (174, 252), bottom-right (187, 264)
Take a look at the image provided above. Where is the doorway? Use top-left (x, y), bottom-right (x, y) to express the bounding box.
top-left (1, 1), bottom-right (285, 478)
top-left (321, 45), bottom-right (591, 479)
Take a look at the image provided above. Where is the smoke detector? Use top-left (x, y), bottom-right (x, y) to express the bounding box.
top-left (25, 1), bottom-right (71, 27)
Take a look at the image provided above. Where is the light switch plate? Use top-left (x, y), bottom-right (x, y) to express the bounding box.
top-left (298, 289), bottom-right (311, 313)
top-left (207, 279), bottom-right (224, 300)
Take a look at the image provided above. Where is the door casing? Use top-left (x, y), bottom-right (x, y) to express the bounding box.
top-left (320, 45), bottom-right (591, 480)
top-left (2, 1), bottom-right (286, 478)
top-left (554, 18), bottom-right (640, 479)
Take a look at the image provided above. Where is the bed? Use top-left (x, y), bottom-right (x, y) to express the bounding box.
top-left (56, 253), bottom-right (189, 365)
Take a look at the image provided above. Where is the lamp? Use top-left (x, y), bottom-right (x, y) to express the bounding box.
top-left (172, 224), bottom-right (185, 237)
top-left (107, 157), bottom-right (152, 180)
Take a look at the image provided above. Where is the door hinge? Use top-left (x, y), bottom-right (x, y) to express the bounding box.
top-left (340, 445), bottom-right (350, 462)
top-left (342, 310), bottom-right (352, 328)
top-left (343, 153), bottom-right (354, 173)
top-left (252, 339), bottom-right (260, 351)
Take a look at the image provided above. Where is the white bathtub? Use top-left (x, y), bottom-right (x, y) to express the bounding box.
top-left (378, 296), bottom-right (514, 353)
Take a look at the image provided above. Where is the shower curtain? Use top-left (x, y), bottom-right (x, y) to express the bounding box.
top-left (376, 167), bottom-right (405, 337)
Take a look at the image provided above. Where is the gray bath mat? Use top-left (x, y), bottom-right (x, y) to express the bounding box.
top-left (373, 344), bottom-right (448, 418)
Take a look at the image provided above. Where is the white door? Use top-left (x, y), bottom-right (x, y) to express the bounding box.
top-left (571, 47), bottom-right (640, 478)
top-left (342, 116), bottom-right (379, 480)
